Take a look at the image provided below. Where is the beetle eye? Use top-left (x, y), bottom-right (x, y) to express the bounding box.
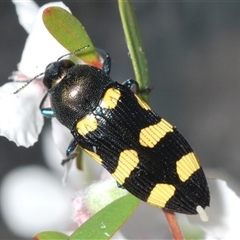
top-left (43, 75), bottom-right (52, 89)
top-left (43, 60), bottom-right (75, 89)
top-left (59, 59), bottom-right (75, 69)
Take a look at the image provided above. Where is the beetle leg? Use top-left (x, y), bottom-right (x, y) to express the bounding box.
top-left (116, 181), bottom-right (125, 189)
top-left (41, 108), bottom-right (55, 117)
top-left (102, 52), bottom-right (111, 75)
top-left (122, 79), bottom-right (139, 91)
top-left (40, 93), bottom-right (56, 117)
top-left (122, 79), bottom-right (141, 94)
top-left (61, 138), bottom-right (78, 165)
top-left (66, 138), bottom-right (78, 156)
top-left (122, 79), bottom-right (152, 94)
top-left (96, 48), bottom-right (111, 75)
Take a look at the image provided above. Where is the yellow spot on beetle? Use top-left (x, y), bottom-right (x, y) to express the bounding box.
top-left (76, 113), bottom-right (97, 136)
top-left (100, 88), bottom-right (121, 109)
top-left (147, 183), bottom-right (176, 208)
top-left (176, 152), bottom-right (200, 182)
top-left (135, 94), bottom-right (150, 110)
top-left (139, 119), bottom-right (173, 148)
top-left (83, 148), bottom-right (102, 164)
top-left (112, 149), bottom-right (139, 185)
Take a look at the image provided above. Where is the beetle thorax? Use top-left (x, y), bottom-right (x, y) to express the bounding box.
top-left (49, 65), bottom-right (113, 130)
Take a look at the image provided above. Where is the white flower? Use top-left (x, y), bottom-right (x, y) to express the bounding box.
top-left (14, 0), bottom-right (71, 77)
top-left (0, 1), bottom-right (71, 148)
top-left (0, 2), bottom-right (124, 238)
top-left (0, 165), bottom-right (72, 238)
top-left (0, 80), bottom-right (44, 147)
top-left (71, 175), bottom-right (128, 226)
top-left (186, 178), bottom-right (240, 239)
top-left (3, 1), bottom-right (240, 240)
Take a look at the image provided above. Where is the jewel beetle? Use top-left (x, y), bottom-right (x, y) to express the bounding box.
top-left (16, 46), bottom-right (210, 221)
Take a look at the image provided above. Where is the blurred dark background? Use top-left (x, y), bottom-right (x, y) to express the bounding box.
top-left (1, 1), bottom-right (240, 239)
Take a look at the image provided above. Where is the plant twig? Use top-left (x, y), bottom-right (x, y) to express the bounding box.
top-left (163, 210), bottom-right (184, 240)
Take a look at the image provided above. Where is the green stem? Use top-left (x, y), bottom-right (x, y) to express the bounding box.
top-left (118, 0), bottom-right (150, 103)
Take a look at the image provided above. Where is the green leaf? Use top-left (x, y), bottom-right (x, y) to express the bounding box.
top-left (118, 0), bottom-right (150, 103)
top-left (42, 7), bottom-right (101, 68)
top-left (70, 194), bottom-right (139, 240)
top-left (34, 231), bottom-right (68, 240)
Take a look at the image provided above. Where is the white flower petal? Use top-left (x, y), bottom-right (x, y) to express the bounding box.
top-left (19, 2), bottom-right (71, 77)
top-left (187, 178), bottom-right (240, 239)
top-left (41, 121), bottom-right (97, 187)
top-left (41, 119), bottom-right (72, 174)
top-left (0, 166), bottom-right (72, 238)
top-left (112, 231), bottom-right (127, 240)
top-left (12, 0), bottom-right (39, 33)
top-left (51, 117), bottom-right (73, 158)
top-left (0, 81), bottom-right (44, 147)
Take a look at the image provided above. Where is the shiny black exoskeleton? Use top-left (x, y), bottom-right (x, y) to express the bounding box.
top-left (40, 50), bottom-right (210, 218)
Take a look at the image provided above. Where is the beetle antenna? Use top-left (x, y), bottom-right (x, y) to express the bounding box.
top-left (57, 45), bottom-right (90, 62)
top-left (14, 45), bottom-right (89, 94)
top-left (14, 72), bottom-right (44, 94)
